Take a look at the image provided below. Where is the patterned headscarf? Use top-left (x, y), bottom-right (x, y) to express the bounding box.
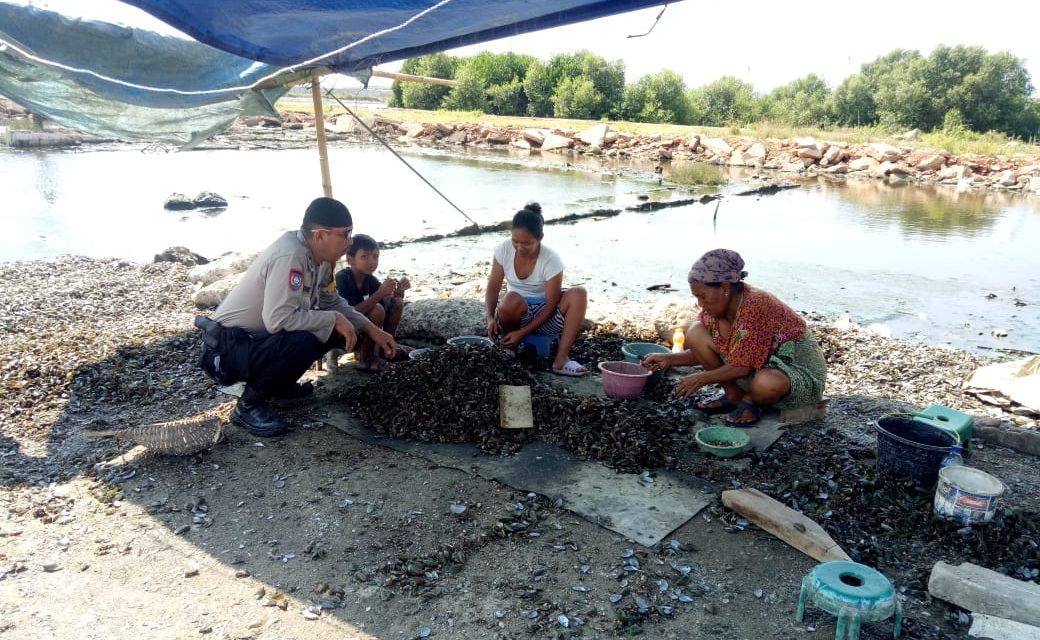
top-left (687, 249), bottom-right (748, 284)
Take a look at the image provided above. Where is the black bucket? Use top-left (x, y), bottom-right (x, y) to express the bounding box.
top-left (874, 415), bottom-right (956, 486)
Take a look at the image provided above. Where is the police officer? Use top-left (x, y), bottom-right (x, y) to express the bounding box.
top-left (198, 197), bottom-right (395, 436)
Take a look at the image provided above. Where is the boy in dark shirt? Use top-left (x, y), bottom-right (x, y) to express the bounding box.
top-left (334, 234), bottom-right (409, 371)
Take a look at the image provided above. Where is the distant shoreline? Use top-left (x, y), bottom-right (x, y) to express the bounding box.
top-left (221, 107), bottom-right (1040, 198)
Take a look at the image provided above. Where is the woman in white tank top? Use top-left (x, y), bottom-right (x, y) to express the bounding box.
top-left (485, 203), bottom-right (588, 376)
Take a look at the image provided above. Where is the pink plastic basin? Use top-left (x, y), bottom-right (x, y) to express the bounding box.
top-left (598, 360), bottom-right (652, 399)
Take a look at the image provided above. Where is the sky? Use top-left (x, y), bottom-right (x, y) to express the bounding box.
top-left (422, 1), bottom-right (1040, 94)
top-left (11, 0), bottom-right (1040, 96)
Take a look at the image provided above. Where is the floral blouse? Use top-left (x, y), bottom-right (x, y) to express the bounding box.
top-left (700, 285), bottom-right (806, 369)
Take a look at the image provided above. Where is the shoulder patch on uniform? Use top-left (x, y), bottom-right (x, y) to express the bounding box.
top-left (288, 269), bottom-right (304, 291)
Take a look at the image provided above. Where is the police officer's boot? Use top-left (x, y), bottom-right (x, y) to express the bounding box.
top-left (232, 387), bottom-right (288, 437)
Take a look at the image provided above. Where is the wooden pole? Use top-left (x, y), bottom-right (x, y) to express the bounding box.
top-left (370, 69), bottom-right (459, 87)
top-left (311, 75), bottom-right (333, 197)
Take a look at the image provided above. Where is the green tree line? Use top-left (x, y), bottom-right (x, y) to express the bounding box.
top-left (386, 46), bottom-right (1040, 138)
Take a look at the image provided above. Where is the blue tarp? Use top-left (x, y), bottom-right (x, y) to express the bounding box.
top-left (118, 0), bottom-right (673, 71)
top-left (0, 3), bottom-right (283, 108)
top-left (0, 0), bottom-right (676, 145)
top-left (0, 2), bottom-right (287, 145)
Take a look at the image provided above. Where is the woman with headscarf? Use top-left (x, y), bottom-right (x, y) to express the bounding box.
top-left (642, 249), bottom-right (826, 426)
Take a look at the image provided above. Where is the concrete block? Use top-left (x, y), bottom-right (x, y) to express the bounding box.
top-left (928, 561), bottom-right (1040, 627)
top-left (974, 423), bottom-right (1040, 456)
top-left (969, 614), bottom-right (1040, 640)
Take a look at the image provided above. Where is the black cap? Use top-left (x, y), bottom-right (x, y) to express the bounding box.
top-left (303, 197), bottom-right (352, 227)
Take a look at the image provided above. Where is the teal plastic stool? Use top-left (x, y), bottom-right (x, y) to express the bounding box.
top-left (520, 333), bottom-right (559, 358)
top-left (796, 561), bottom-right (901, 640)
top-left (914, 404), bottom-right (973, 454)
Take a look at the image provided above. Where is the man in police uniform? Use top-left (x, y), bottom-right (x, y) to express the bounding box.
top-left (197, 197), bottom-right (396, 436)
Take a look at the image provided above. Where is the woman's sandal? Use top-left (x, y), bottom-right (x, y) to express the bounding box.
top-left (724, 400), bottom-right (763, 427)
top-left (552, 359), bottom-right (588, 377)
top-left (694, 394), bottom-right (737, 415)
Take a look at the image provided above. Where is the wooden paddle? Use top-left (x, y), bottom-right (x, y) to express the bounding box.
top-left (721, 487), bottom-right (851, 563)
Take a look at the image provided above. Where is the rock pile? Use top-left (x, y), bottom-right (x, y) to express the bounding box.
top-left (347, 343), bottom-right (694, 472)
top-left (241, 111), bottom-right (1040, 195)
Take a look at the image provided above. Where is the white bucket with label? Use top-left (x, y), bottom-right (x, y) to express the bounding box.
top-left (933, 465), bottom-right (1005, 523)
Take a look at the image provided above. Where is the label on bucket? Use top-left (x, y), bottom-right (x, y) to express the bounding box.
top-left (934, 481), bottom-right (998, 522)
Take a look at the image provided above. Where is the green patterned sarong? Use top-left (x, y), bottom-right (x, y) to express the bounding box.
top-left (731, 329), bottom-right (827, 408)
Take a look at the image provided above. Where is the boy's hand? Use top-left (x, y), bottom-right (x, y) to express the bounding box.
top-left (395, 277), bottom-right (411, 297)
top-left (376, 278), bottom-right (397, 301)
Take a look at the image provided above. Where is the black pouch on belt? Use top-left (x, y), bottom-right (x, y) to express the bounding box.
top-left (195, 316), bottom-right (250, 385)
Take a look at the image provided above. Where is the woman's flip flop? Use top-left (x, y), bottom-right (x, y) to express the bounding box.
top-left (724, 400), bottom-right (763, 427)
top-left (552, 360), bottom-right (588, 377)
top-left (694, 393), bottom-right (737, 415)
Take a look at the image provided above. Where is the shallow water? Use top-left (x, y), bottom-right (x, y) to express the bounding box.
top-left (3, 144), bottom-right (1038, 354)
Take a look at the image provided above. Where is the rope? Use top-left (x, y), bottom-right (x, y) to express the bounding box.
top-left (323, 88), bottom-right (480, 228)
top-left (0, 0), bottom-right (454, 97)
top-left (627, 4), bottom-right (669, 39)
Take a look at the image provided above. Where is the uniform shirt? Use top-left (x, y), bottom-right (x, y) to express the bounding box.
top-left (492, 238), bottom-right (564, 299)
top-left (214, 230), bottom-right (370, 342)
top-left (700, 285), bottom-right (806, 370)
top-left (334, 267), bottom-right (381, 307)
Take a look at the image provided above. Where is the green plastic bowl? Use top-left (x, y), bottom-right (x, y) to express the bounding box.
top-left (694, 426), bottom-right (751, 458)
top-left (620, 342), bottom-right (670, 363)
top-left (621, 342), bottom-right (669, 381)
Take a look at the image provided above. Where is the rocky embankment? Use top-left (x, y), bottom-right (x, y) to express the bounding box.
top-left (5, 93), bottom-right (1039, 193)
top-left (234, 109), bottom-right (1040, 195)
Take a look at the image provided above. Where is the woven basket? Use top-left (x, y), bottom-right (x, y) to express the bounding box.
top-left (85, 414), bottom-right (223, 456)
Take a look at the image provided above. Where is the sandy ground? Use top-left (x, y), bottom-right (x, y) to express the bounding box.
top-left (1, 256), bottom-right (1037, 640)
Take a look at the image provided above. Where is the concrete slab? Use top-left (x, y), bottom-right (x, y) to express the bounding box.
top-left (324, 413), bottom-right (714, 548)
top-left (970, 614), bottom-right (1040, 640)
top-left (929, 561), bottom-right (1040, 627)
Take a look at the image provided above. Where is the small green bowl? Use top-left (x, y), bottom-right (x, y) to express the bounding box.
top-left (620, 342), bottom-right (669, 363)
top-left (694, 426), bottom-right (751, 458)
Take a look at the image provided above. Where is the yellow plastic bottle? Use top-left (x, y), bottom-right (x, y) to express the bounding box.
top-left (671, 327), bottom-right (685, 353)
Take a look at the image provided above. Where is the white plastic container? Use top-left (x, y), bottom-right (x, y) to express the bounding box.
top-left (933, 465), bottom-right (1005, 523)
